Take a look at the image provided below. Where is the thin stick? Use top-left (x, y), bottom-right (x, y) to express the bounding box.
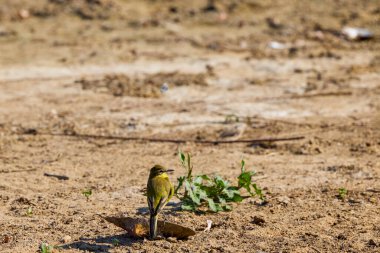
top-left (311, 246), bottom-right (322, 253)
top-left (289, 91), bottom-right (352, 99)
top-left (23, 132), bottom-right (304, 144)
top-left (0, 168), bottom-right (37, 173)
top-left (366, 188), bottom-right (380, 193)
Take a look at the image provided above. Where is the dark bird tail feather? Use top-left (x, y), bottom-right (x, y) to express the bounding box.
top-left (149, 214), bottom-right (158, 239)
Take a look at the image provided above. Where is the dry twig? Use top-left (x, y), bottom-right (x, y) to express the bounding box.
top-left (23, 131), bottom-right (305, 144)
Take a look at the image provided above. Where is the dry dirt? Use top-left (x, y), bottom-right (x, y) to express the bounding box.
top-left (0, 0), bottom-right (380, 252)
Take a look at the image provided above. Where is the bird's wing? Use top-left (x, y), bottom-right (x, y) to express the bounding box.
top-left (155, 196), bottom-right (169, 215)
top-left (148, 177), bottom-right (173, 215)
top-left (167, 184), bottom-right (174, 204)
top-left (147, 189), bottom-right (168, 215)
top-left (154, 180), bottom-right (174, 214)
top-left (147, 195), bottom-right (154, 214)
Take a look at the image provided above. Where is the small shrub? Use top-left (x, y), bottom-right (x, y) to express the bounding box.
top-left (175, 151), bottom-right (265, 212)
top-left (40, 243), bottom-right (53, 253)
top-left (82, 189), bottom-right (92, 201)
top-left (338, 188), bottom-right (347, 199)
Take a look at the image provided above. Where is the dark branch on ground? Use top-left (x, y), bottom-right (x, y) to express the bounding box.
top-left (22, 131), bottom-right (305, 144)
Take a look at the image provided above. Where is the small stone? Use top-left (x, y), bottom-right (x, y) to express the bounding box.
top-left (160, 83), bottom-right (169, 93)
top-left (348, 198), bottom-right (362, 204)
top-left (166, 237), bottom-right (177, 243)
top-left (369, 197), bottom-right (377, 204)
top-left (252, 216), bottom-right (266, 226)
top-left (62, 235), bottom-right (72, 243)
top-left (162, 241), bottom-right (171, 249)
top-left (18, 9), bottom-right (30, 19)
top-left (2, 235), bottom-right (10, 243)
top-left (268, 41), bottom-right (287, 50)
top-left (64, 218), bottom-right (73, 224)
top-left (337, 234), bottom-right (346, 240)
top-left (368, 239), bottom-right (378, 247)
top-left (342, 27), bottom-right (373, 41)
top-left (0, 27), bottom-right (16, 37)
top-left (277, 196), bottom-right (290, 205)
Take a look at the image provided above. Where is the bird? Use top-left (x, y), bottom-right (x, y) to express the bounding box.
top-left (146, 165), bottom-right (174, 239)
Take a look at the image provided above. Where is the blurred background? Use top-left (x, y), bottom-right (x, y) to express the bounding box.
top-left (0, 0), bottom-right (379, 67)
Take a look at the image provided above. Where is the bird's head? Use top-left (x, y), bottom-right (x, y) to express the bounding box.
top-left (149, 165), bottom-right (174, 178)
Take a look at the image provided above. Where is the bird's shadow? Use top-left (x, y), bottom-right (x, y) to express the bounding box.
top-left (60, 233), bottom-right (142, 253)
top-left (61, 202), bottom-right (184, 252)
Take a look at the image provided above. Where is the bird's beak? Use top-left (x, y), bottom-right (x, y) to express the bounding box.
top-left (165, 169), bottom-right (174, 174)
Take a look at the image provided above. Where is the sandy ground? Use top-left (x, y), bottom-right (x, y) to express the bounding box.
top-left (0, 0), bottom-right (380, 252)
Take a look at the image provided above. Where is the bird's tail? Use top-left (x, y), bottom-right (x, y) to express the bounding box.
top-left (149, 214), bottom-right (158, 239)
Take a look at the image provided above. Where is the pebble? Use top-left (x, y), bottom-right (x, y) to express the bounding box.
top-left (268, 41), bottom-right (287, 50)
top-left (160, 83), bottom-right (169, 93)
top-left (166, 237), bottom-right (177, 243)
top-left (342, 27), bottom-right (373, 41)
top-left (62, 235), bottom-right (72, 243)
top-left (162, 241), bottom-right (171, 249)
top-left (368, 239), bottom-right (378, 247)
top-left (2, 235), bottom-right (10, 243)
top-left (18, 9), bottom-right (30, 19)
top-left (252, 216), bottom-right (266, 226)
top-left (277, 196), bottom-right (290, 205)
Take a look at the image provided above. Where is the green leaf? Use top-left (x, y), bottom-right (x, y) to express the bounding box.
top-left (238, 172), bottom-right (252, 190)
top-left (185, 182), bottom-right (200, 205)
top-left (232, 194), bottom-right (244, 202)
top-left (338, 187), bottom-right (347, 199)
top-left (252, 183), bottom-right (265, 200)
top-left (184, 180), bottom-right (191, 191)
top-left (218, 196), bottom-right (226, 205)
top-left (179, 151), bottom-right (185, 164)
top-left (245, 185), bottom-right (254, 196)
top-left (241, 160), bottom-right (245, 172)
top-left (82, 189), bottom-right (92, 201)
top-left (223, 204), bottom-right (232, 211)
top-left (40, 243), bottom-right (53, 253)
top-left (197, 188), bottom-right (209, 201)
top-left (181, 203), bottom-right (196, 211)
top-left (175, 176), bottom-right (185, 195)
top-left (199, 175), bottom-right (211, 181)
top-left (186, 153), bottom-right (193, 178)
top-left (222, 188), bottom-right (235, 199)
top-left (193, 176), bottom-right (204, 185)
top-left (215, 203), bottom-right (223, 212)
top-left (26, 206), bottom-right (33, 216)
top-left (214, 176), bottom-right (229, 188)
top-left (207, 198), bottom-right (217, 212)
top-left (187, 153), bottom-right (191, 167)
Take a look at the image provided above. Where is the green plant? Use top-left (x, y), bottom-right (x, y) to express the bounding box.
top-left (175, 151), bottom-right (265, 212)
top-left (82, 189), bottom-right (92, 201)
top-left (224, 114), bottom-right (239, 124)
top-left (238, 160), bottom-right (265, 200)
top-left (111, 238), bottom-right (120, 246)
top-left (26, 206), bottom-right (33, 216)
top-left (338, 188), bottom-right (347, 199)
top-left (40, 243), bottom-right (53, 253)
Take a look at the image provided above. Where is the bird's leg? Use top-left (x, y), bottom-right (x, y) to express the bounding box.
top-left (163, 212), bottom-right (168, 227)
